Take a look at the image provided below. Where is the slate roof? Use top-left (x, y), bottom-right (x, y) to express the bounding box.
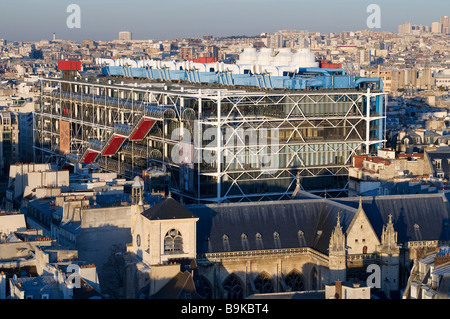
top-left (332, 193), bottom-right (450, 243)
top-left (189, 199), bottom-right (357, 255)
top-left (142, 197), bottom-right (198, 221)
top-left (13, 276), bottom-right (63, 299)
top-left (188, 193), bottom-right (450, 256)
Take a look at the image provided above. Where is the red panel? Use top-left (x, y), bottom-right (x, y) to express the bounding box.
top-left (191, 57), bottom-right (218, 63)
top-left (102, 135), bottom-right (125, 156)
top-left (83, 150), bottom-right (99, 164)
top-left (130, 118), bottom-right (156, 141)
top-left (319, 60), bottom-right (342, 69)
top-left (58, 60), bottom-right (81, 71)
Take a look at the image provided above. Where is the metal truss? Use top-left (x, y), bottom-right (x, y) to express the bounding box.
top-left (36, 78), bottom-right (386, 203)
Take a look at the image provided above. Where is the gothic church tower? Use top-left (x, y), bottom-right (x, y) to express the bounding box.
top-left (378, 214), bottom-right (400, 298)
top-left (328, 212), bottom-right (347, 283)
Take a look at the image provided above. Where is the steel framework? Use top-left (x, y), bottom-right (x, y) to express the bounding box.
top-left (35, 77), bottom-right (386, 203)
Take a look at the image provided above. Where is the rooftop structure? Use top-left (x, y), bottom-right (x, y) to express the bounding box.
top-left (403, 246), bottom-right (450, 299)
top-left (124, 191), bottom-right (450, 299)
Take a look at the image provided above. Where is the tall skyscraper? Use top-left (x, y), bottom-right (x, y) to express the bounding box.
top-left (398, 22), bottom-right (412, 34)
top-left (119, 31), bottom-right (132, 41)
top-left (432, 21), bottom-right (441, 33)
top-left (441, 16), bottom-right (450, 34)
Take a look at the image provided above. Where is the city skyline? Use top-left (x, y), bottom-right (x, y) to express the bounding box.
top-left (0, 0), bottom-right (450, 303)
top-left (0, 0), bottom-right (448, 42)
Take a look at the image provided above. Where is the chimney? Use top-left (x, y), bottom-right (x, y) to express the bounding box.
top-left (434, 250), bottom-right (450, 268)
top-left (335, 280), bottom-right (342, 299)
top-left (0, 271), bottom-right (6, 299)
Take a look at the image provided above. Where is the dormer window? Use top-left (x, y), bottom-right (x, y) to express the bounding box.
top-left (434, 159), bottom-right (442, 170)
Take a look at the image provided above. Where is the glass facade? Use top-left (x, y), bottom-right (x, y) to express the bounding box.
top-left (36, 78), bottom-right (385, 203)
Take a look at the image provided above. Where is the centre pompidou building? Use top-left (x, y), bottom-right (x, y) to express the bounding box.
top-left (35, 57), bottom-right (386, 203)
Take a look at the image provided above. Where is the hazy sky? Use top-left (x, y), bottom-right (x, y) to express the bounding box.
top-left (0, 0), bottom-right (448, 42)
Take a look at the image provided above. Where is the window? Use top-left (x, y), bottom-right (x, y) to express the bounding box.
top-left (136, 234), bottom-right (141, 247)
top-left (434, 159), bottom-right (442, 169)
top-left (164, 229), bottom-right (183, 254)
top-left (285, 270), bottom-right (305, 291)
top-left (254, 273), bottom-right (274, 294)
top-left (223, 274), bottom-right (244, 299)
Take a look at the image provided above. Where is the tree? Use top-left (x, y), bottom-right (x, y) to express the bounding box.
top-left (100, 244), bottom-right (126, 299)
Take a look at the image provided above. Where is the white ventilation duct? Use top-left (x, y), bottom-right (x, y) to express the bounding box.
top-left (292, 48), bottom-right (319, 68)
top-left (273, 48), bottom-right (293, 66)
top-left (236, 47), bottom-right (258, 65)
top-left (257, 48), bottom-right (274, 65)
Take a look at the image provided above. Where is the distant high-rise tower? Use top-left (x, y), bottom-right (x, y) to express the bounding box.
top-left (180, 47), bottom-right (194, 60)
top-left (398, 22), bottom-right (412, 34)
top-left (52, 33), bottom-right (56, 41)
top-left (119, 31), bottom-right (132, 41)
top-left (432, 22), bottom-right (441, 33)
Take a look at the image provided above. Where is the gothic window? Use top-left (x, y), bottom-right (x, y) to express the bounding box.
top-left (197, 276), bottom-right (213, 299)
top-left (363, 245), bottom-right (368, 254)
top-left (254, 273), bottom-right (274, 294)
top-left (311, 267), bottom-right (318, 290)
top-left (164, 229), bottom-right (183, 254)
top-left (285, 270), bottom-right (305, 291)
top-left (223, 274), bottom-right (244, 299)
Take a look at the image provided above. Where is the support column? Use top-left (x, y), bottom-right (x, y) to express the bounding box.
top-left (217, 91), bottom-right (222, 201)
top-left (365, 88), bottom-right (371, 154)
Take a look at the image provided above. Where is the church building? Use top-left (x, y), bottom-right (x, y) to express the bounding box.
top-left (124, 179), bottom-right (450, 299)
